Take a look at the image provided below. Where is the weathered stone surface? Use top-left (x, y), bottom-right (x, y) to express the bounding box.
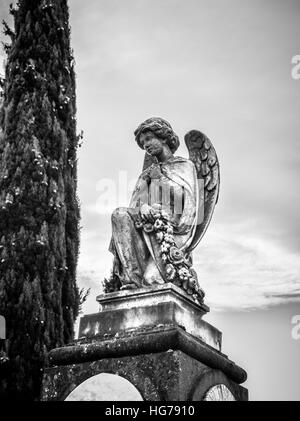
top-left (97, 283), bottom-right (209, 313)
top-left (42, 350), bottom-right (248, 401)
top-left (79, 303), bottom-right (220, 351)
top-left (42, 286), bottom-right (248, 401)
top-left (78, 284), bottom-right (220, 350)
top-left (49, 325), bottom-right (246, 384)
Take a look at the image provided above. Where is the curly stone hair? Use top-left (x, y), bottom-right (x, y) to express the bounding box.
top-left (134, 117), bottom-right (180, 154)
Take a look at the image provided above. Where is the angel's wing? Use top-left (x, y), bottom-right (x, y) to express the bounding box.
top-left (185, 130), bottom-right (220, 253)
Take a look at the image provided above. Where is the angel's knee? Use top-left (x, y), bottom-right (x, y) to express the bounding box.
top-left (111, 207), bottom-right (130, 224)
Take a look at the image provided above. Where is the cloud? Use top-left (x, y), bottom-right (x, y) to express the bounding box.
top-left (266, 292), bottom-right (300, 299)
top-left (77, 216), bottom-right (300, 316)
top-left (194, 220), bottom-right (300, 310)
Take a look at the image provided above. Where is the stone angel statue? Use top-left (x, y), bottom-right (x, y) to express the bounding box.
top-left (104, 117), bottom-right (220, 303)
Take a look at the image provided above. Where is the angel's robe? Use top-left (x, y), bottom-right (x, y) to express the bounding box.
top-left (109, 156), bottom-right (199, 288)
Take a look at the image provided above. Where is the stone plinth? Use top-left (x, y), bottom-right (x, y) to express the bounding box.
top-left (41, 285), bottom-right (248, 401)
top-left (96, 283), bottom-right (209, 313)
top-left (78, 284), bottom-right (221, 351)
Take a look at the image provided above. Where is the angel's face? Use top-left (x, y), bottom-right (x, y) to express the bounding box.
top-left (140, 131), bottom-right (165, 156)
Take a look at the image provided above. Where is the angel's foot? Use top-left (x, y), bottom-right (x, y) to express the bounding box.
top-left (120, 283), bottom-right (138, 291)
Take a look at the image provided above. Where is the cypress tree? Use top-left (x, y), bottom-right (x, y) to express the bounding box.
top-left (0, 0), bottom-right (81, 400)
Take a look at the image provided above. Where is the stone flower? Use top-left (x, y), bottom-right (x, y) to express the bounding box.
top-left (166, 226), bottom-right (174, 235)
top-left (135, 220), bottom-right (144, 230)
top-left (152, 203), bottom-right (162, 210)
top-left (178, 267), bottom-right (191, 281)
top-left (154, 219), bottom-right (164, 230)
top-left (156, 231), bottom-right (164, 242)
top-left (160, 242), bottom-right (170, 253)
top-left (169, 246), bottom-right (184, 265)
top-left (161, 253), bottom-right (168, 263)
top-left (166, 264), bottom-right (176, 281)
top-left (164, 222), bottom-right (174, 232)
top-left (161, 210), bottom-right (170, 221)
top-left (164, 233), bottom-right (174, 244)
top-left (188, 277), bottom-right (197, 289)
top-left (143, 223), bottom-right (154, 233)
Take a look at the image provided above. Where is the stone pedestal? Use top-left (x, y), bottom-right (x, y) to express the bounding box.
top-left (41, 284), bottom-right (248, 401)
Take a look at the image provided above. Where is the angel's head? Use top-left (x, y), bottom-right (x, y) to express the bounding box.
top-left (134, 117), bottom-right (180, 155)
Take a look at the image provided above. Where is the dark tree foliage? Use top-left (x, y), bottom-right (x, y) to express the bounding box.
top-left (0, 0), bottom-right (81, 400)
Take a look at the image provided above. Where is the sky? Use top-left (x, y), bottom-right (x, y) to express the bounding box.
top-left (0, 0), bottom-right (300, 401)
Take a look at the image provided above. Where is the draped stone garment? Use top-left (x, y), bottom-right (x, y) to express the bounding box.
top-left (109, 157), bottom-right (199, 288)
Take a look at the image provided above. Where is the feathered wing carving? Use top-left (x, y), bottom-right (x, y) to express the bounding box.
top-left (185, 130), bottom-right (220, 253)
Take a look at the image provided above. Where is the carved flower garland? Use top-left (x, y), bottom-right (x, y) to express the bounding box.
top-left (135, 207), bottom-right (204, 302)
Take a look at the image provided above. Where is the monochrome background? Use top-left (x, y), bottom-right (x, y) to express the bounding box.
top-left (1, 0), bottom-right (299, 400)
